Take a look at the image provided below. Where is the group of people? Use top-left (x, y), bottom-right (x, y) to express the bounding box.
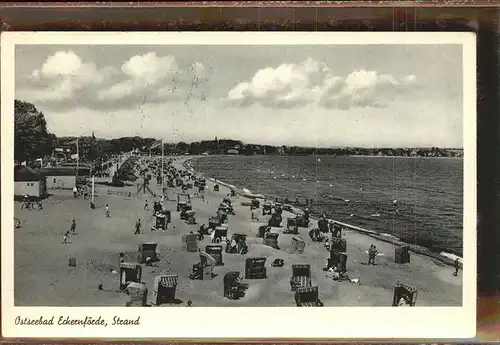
top-left (367, 244), bottom-right (379, 265)
top-left (62, 219), bottom-right (77, 244)
top-left (20, 195), bottom-right (43, 210)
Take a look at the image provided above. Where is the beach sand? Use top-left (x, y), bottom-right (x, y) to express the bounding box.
top-left (14, 156), bottom-right (462, 307)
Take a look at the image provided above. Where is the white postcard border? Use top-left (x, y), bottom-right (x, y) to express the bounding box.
top-left (1, 31), bottom-right (477, 339)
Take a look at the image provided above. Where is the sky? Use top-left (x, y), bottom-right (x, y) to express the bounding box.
top-left (15, 44), bottom-right (463, 148)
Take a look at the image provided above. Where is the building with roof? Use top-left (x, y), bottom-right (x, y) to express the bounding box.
top-left (14, 166), bottom-right (47, 197)
top-left (40, 166), bottom-right (91, 190)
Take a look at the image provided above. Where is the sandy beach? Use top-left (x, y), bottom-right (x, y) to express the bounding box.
top-left (14, 155), bottom-right (462, 307)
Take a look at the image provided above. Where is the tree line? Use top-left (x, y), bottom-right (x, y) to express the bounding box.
top-left (14, 99), bottom-right (463, 168)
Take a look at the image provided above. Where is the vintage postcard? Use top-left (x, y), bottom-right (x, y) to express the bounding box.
top-left (1, 32), bottom-right (476, 339)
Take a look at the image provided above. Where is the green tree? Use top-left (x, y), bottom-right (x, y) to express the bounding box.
top-left (14, 100), bottom-right (55, 163)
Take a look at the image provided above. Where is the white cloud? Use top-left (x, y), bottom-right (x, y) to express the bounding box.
top-left (17, 50), bottom-right (206, 111)
top-left (226, 58), bottom-right (417, 110)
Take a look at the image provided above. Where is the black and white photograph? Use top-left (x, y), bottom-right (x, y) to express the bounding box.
top-left (2, 32), bottom-right (476, 338)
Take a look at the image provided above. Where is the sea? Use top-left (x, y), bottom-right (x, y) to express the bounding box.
top-left (191, 155), bottom-right (464, 258)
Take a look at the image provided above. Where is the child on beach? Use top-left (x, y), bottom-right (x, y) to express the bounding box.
top-left (70, 219), bottom-right (76, 233)
top-left (62, 231), bottom-right (70, 244)
top-left (144, 200), bottom-right (148, 211)
top-left (105, 204), bottom-right (110, 218)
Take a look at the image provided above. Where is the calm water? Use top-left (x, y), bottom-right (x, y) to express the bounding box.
top-left (192, 155), bottom-right (463, 256)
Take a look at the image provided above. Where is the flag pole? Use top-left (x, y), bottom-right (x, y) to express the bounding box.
top-left (161, 139), bottom-right (164, 199)
top-left (76, 137), bottom-right (79, 187)
top-left (91, 175), bottom-right (95, 203)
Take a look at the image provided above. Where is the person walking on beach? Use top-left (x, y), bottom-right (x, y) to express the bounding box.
top-left (370, 245), bottom-right (378, 265)
top-left (144, 200), bottom-right (149, 211)
top-left (134, 218), bottom-right (141, 235)
top-left (368, 245), bottom-right (375, 265)
top-left (105, 204), bottom-right (110, 218)
top-left (453, 258), bottom-right (460, 276)
top-left (73, 186), bottom-right (78, 198)
top-left (70, 219), bottom-right (76, 233)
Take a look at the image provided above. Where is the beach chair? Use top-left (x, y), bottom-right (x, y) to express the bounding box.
top-left (155, 214), bottom-right (166, 230)
top-left (290, 236), bottom-right (306, 254)
top-left (328, 251), bottom-right (348, 273)
top-left (189, 252), bottom-right (216, 280)
top-left (245, 257), bottom-right (267, 279)
top-left (295, 214), bottom-right (310, 228)
top-left (120, 262), bottom-right (142, 291)
top-left (395, 245), bottom-right (411, 264)
top-left (230, 189), bottom-right (236, 197)
top-left (262, 202), bottom-right (272, 215)
top-left (212, 227), bottom-right (228, 244)
top-left (205, 245), bottom-right (224, 266)
top-left (392, 282), bottom-right (418, 306)
top-left (125, 282), bottom-right (148, 307)
top-left (137, 242), bottom-right (158, 264)
top-left (268, 213), bottom-right (283, 227)
top-left (290, 264), bottom-right (313, 291)
top-left (223, 197), bottom-right (232, 206)
top-left (284, 218), bottom-right (299, 234)
top-left (294, 286), bottom-right (323, 307)
top-left (226, 233), bottom-right (248, 254)
top-left (182, 233), bottom-right (198, 252)
top-left (251, 199), bottom-right (260, 209)
top-left (318, 218), bottom-right (329, 233)
top-left (185, 210), bottom-right (196, 224)
top-left (223, 271), bottom-right (248, 300)
top-left (177, 193), bottom-right (192, 211)
top-left (331, 237), bottom-right (347, 253)
top-left (264, 232), bottom-right (280, 250)
top-left (208, 216), bottom-right (222, 230)
top-left (257, 225), bottom-right (271, 238)
top-left (214, 184), bottom-right (220, 192)
top-left (153, 275), bottom-right (179, 306)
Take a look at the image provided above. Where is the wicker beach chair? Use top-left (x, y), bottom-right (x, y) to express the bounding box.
top-left (262, 202), bottom-right (272, 216)
top-left (153, 274), bottom-right (179, 306)
top-left (331, 237), bottom-right (347, 253)
top-left (284, 218), bottom-right (299, 234)
top-left (206, 245), bottom-right (224, 266)
top-left (268, 213), bottom-right (283, 227)
top-left (223, 271), bottom-right (248, 300)
top-left (395, 245), bottom-right (411, 264)
top-left (264, 232), bottom-right (280, 250)
top-left (182, 233), bottom-right (198, 252)
top-left (295, 214), bottom-right (310, 228)
top-left (137, 242), bottom-right (158, 264)
top-left (290, 264), bottom-right (312, 291)
top-left (290, 236), bottom-right (306, 254)
top-left (294, 286), bottom-right (323, 307)
top-left (155, 214), bottom-right (166, 230)
top-left (212, 227), bottom-right (228, 244)
top-left (328, 250), bottom-right (348, 273)
top-left (392, 281), bottom-right (418, 306)
top-left (251, 199), bottom-right (260, 209)
top-left (125, 282), bottom-right (148, 307)
top-left (189, 252), bottom-right (216, 280)
top-left (245, 257), bottom-right (267, 279)
top-left (225, 233), bottom-right (248, 254)
top-left (257, 225), bottom-right (271, 238)
top-left (120, 262), bottom-right (142, 291)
